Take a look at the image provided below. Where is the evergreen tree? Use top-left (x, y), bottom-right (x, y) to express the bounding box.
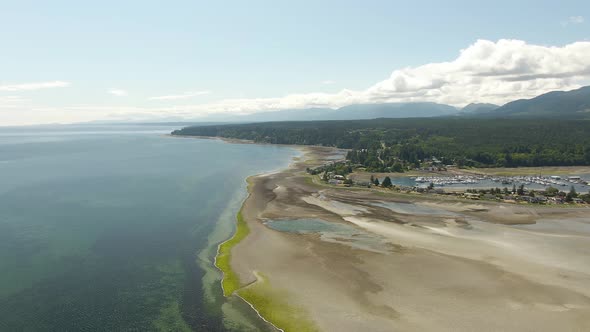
top-left (373, 178), bottom-right (380, 186)
top-left (517, 184), bottom-right (525, 196)
top-left (382, 176), bottom-right (392, 188)
top-left (566, 186), bottom-right (578, 202)
top-left (545, 187), bottom-right (559, 196)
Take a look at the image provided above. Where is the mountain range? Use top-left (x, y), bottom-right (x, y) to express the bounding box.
top-left (479, 85), bottom-right (590, 119)
top-left (191, 86), bottom-right (590, 123)
top-left (211, 102), bottom-right (460, 122)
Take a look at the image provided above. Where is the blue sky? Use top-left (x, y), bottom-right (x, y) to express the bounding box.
top-left (1, 0), bottom-right (589, 125)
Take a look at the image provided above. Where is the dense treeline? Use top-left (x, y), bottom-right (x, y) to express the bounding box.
top-left (172, 118), bottom-right (590, 169)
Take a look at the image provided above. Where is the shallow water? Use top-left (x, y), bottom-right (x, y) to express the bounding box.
top-left (372, 201), bottom-right (458, 216)
top-left (0, 125), bottom-right (296, 331)
top-left (265, 218), bottom-right (391, 253)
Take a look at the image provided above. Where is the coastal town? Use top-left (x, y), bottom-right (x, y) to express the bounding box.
top-left (308, 160), bottom-right (590, 206)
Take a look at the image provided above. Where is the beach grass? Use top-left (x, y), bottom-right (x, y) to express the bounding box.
top-left (237, 273), bottom-right (319, 332)
top-left (216, 207), bottom-right (250, 297)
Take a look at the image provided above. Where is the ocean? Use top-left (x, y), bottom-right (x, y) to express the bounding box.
top-left (0, 125), bottom-right (297, 331)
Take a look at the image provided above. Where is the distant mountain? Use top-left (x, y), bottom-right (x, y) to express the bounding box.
top-left (483, 86), bottom-right (590, 119)
top-left (201, 102), bottom-right (459, 123)
top-left (224, 107), bottom-right (334, 122)
top-left (461, 103), bottom-right (499, 114)
top-left (330, 102), bottom-right (459, 119)
top-left (204, 85), bottom-right (590, 122)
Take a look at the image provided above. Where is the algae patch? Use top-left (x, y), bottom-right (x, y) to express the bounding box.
top-left (238, 273), bottom-right (319, 332)
top-left (215, 208), bottom-right (250, 297)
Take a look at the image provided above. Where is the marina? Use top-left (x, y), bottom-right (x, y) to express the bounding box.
top-left (402, 174), bottom-right (590, 192)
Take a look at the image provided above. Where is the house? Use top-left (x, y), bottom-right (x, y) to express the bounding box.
top-left (548, 196), bottom-right (564, 204)
top-left (333, 175), bottom-right (345, 180)
top-left (572, 198), bottom-right (584, 204)
top-left (463, 192), bottom-right (480, 200)
top-left (533, 196), bottom-right (547, 204)
top-left (517, 196), bottom-right (533, 202)
top-left (355, 181), bottom-right (371, 187)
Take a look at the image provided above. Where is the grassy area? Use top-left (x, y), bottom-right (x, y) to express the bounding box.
top-left (237, 273), bottom-right (319, 332)
top-left (215, 207), bottom-right (250, 297)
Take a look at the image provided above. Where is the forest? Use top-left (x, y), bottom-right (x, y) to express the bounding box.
top-left (172, 118), bottom-right (590, 170)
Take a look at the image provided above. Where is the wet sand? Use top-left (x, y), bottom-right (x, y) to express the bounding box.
top-left (230, 146), bottom-right (590, 331)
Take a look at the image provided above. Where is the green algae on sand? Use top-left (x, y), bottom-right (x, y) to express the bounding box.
top-left (237, 273), bottom-right (319, 332)
top-left (216, 206), bottom-right (250, 296)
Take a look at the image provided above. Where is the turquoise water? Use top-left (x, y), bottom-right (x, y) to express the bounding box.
top-left (0, 125), bottom-right (297, 331)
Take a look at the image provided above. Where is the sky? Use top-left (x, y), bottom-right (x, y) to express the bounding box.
top-left (1, 0), bottom-right (589, 125)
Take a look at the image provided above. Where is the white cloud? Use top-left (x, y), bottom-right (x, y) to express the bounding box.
top-left (0, 96), bottom-right (29, 108)
top-left (569, 16), bottom-right (584, 24)
top-left (0, 81), bottom-right (70, 92)
top-left (177, 39), bottom-right (590, 112)
top-left (361, 39), bottom-right (590, 106)
top-left (562, 16), bottom-right (585, 26)
top-left (322, 80), bottom-right (335, 85)
top-left (149, 90), bottom-right (211, 101)
top-left (4, 39), bottom-right (590, 125)
top-left (108, 89), bottom-right (128, 96)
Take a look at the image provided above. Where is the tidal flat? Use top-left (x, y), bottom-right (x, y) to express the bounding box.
top-left (224, 145), bottom-right (590, 332)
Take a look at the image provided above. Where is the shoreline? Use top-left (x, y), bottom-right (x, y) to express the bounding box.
top-left (218, 142), bottom-right (590, 331)
top-left (169, 134), bottom-right (590, 331)
top-left (214, 147), bottom-right (321, 332)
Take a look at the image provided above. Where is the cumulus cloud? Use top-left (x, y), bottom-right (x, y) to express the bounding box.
top-left (362, 39), bottom-right (590, 106)
top-left (177, 39), bottom-right (590, 113)
top-left (0, 81), bottom-right (70, 92)
top-left (149, 90), bottom-right (211, 101)
top-left (108, 89), bottom-right (128, 96)
top-left (4, 39), bottom-right (590, 125)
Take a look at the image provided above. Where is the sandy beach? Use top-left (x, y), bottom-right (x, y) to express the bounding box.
top-left (226, 146), bottom-right (590, 331)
